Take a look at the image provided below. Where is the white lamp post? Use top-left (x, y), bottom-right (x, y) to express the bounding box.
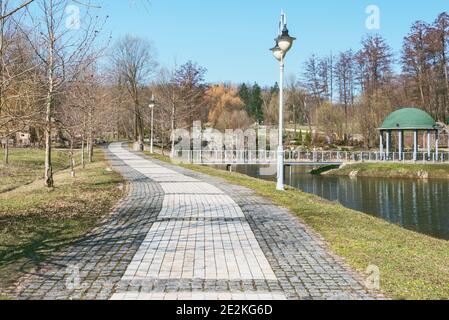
top-left (149, 94), bottom-right (155, 154)
top-left (270, 11), bottom-right (296, 191)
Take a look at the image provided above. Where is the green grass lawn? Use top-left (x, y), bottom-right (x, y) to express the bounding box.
top-left (327, 163), bottom-right (449, 179)
top-left (146, 152), bottom-right (449, 300)
top-left (0, 150), bottom-right (125, 298)
top-left (0, 148), bottom-right (78, 193)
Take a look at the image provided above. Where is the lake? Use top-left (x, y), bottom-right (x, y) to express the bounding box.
top-left (218, 165), bottom-right (449, 240)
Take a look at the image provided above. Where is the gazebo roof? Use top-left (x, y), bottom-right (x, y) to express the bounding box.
top-left (379, 108), bottom-right (437, 130)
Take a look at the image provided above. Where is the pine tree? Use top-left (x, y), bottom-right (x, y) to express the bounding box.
top-left (238, 83), bottom-right (251, 108)
top-left (298, 130), bottom-right (303, 145)
top-left (305, 131), bottom-right (312, 146)
top-left (250, 83), bottom-right (264, 123)
top-left (270, 82), bottom-right (279, 94)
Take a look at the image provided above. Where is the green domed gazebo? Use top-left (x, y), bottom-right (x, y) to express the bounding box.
top-left (379, 108), bottom-right (439, 161)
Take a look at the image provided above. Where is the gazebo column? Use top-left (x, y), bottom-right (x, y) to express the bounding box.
top-left (379, 130), bottom-right (384, 159)
top-left (398, 130), bottom-right (404, 161)
top-left (427, 130), bottom-right (431, 160)
top-left (413, 130), bottom-right (418, 161)
top-left (435, 130), bottom-right (439, 161)
top-left (386, 130), bottom-right (391, 160)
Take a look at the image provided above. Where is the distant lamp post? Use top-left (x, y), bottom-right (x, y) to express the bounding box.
top-left (149, 94), bottom-right (155, 154)
top-left (270, 10), bottom-right (296, 191)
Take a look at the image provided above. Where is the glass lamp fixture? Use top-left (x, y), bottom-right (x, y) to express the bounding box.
top-left (270, 42), bottom-right (284, 61)
top-left (277, 25), bottom-right (296, 53)
top-left (149, 94), bottom-right (155, 109)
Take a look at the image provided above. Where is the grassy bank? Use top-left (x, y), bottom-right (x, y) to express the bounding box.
top-left (0, 150), bottom-right (125, 297)
top-left (145, 152), bottom-right (449, 300)
top-left (0, 148), bottom-right (78, 193)
top-left (325, 163), bottom-right (449, 179)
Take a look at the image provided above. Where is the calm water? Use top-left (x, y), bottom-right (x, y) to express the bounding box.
top-left (219, 165), bottom-right (449, 240)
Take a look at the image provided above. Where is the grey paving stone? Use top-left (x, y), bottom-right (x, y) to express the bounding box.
top-left (8, 143), bottom-right (381, 301)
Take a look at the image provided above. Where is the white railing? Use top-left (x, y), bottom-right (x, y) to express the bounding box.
top-left (172, 150), bottom-right (449, 165)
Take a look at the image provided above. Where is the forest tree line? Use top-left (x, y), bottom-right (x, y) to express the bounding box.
top-left (0, 2), bottom-right (448, 187)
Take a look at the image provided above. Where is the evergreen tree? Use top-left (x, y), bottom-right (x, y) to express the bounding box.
top-left (298, 130), bottom-right (303, 145)
top-left (305, 131), bottom-right (312, 146)
top-left (238, 83), bottom-right (251, 109)
top-left (250, 83), bottom-right (264, 123)
top-left (270, 82), bottom-right (279, 94)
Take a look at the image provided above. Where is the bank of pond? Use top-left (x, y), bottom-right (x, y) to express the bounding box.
top-left (217, 163), bottom-right (449, 240)
top-left (324, 163), bottom-right (449, 180)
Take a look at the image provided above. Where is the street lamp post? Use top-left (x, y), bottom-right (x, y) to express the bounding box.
top-left (270, 11), bottom-right (296, 191)
top-left (149, 94), bottom-right (155, 154)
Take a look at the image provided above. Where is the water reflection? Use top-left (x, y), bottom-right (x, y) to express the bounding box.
top-left (221, 165), bottom-right (449, 240)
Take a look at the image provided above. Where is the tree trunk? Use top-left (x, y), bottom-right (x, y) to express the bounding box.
top-left (44, 70), bottom-right (54, 187)
top-left (134, 104), bottom-right (138, 142)
top-left (417, 72), bottom-right (426, 108)
top-left (81, 138), bottom-right (85, 169)
top-left (132, 83), bottom-right (144, 151)
top-left (116, 108), bottom-right (120, 141)
top-left (132, 82), bottom-right (142, 147)
top-left (161, 132), bottom-right (165, 156)
top-left (87, 105), bottom-right (93, 163)
top-left (44, 91), bottom-right (53, 188)
top-left (293, 104), bottom-right (297, 137)
top-left (70, 140), bottom-right (75, 178)
top-left (4, 137), bottom-right (8, 165)
top-left (138, 113), bottom-right (144, 149)
top-left (44, 4), bottom-right (55, 189)
top-left (443, 55), bottom-right (449, 118)
top-left (171, 100), bottom-right (176, 157)
top-left (0, 1), bottom-right (5, 166)
top-left (88, 141), bottom-right (93, 163)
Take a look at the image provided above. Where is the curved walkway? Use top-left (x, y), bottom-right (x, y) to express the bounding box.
top-left (12, 143), bottom-right (378, 300)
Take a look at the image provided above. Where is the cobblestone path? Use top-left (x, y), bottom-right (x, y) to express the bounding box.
top-left (9, 143), bottom-right (379, 300)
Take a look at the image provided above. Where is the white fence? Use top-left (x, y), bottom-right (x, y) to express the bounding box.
top-left (172, 150), bottom-right (449, 165)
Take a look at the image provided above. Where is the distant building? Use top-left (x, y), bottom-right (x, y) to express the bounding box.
top-left (0, 129), bottom-right (31, 147)
top-left (16, 131), bottom-right (31, 146)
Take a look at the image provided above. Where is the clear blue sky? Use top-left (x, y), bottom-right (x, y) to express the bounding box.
top-left (100, 0), bottom-right (448, 86)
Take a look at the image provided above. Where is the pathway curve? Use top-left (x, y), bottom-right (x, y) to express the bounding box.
top-left (10, 143), bottom-right (378, 300)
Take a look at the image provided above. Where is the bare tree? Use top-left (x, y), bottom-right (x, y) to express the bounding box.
top-left (303, 54), bottom-right (324, 108)
top-left (0, 0), bottom-right (8, 164)
top-left (285, 75), bottom-right (303, 136)
top-left (173, 61), bottom-right (208, 128)
top-left (357, 34), bottom-right (394, 96)
top-left (432, 12), bottom-right (449, 119)
top-left (334, 50), bottom-right (355, 126)
top-left (402, 21), bottom-right (432, 111)
top-left (0, 0), bottom-right (34, 20)
top-left (0, 0), bottom-right (41, 164)
top-left (111, 35), bottom-right (158, 151)
top-left (150, 68), bottom-right (179, 155)
top-left (20, 0), bottom-right (104, 187)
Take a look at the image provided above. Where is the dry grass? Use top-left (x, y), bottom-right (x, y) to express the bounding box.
top-left (0, 148), bottom-right (78, 193)
top-left (0, 150), bottom-right (125, 295)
